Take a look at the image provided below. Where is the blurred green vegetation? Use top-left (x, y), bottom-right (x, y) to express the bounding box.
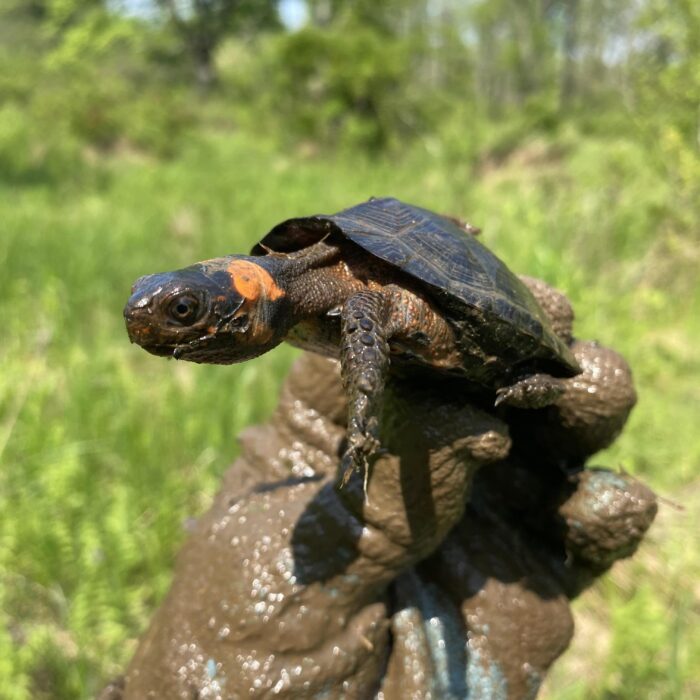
top-left (0, 1), bottom-right (698, 698)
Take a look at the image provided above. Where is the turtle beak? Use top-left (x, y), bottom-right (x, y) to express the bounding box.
top-left (123, 279), bottom-right (163, 347)
top-left (124, 302), bottom-right (153, 346)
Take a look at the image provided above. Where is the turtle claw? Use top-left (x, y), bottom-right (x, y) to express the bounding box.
top-left (339, 448), bottom-right (366, 488)
top-left (494, 388), bottom-right (507, 408)
top-left (339, 419), bottom-right (381, 495)
top-left (495, 374), bottom-right (565, 409)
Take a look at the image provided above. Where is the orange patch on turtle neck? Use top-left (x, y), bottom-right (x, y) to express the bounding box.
top-left (226, 260), bottom-right (285, 302)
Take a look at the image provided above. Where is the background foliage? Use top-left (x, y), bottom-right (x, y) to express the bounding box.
top-left (0, 1), bottom-right (698, 697)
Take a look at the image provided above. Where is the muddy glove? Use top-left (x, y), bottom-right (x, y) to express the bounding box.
top-left (103, 280), bottom-right (656, 700)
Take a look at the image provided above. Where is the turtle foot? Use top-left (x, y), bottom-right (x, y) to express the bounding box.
top-left (495, 374), bottom-right (565, 409)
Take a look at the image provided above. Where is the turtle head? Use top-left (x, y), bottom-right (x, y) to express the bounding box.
top-left (124, 256), bottom-right (288, 364)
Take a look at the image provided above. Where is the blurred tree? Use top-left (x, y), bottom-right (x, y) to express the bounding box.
top-left (229, 0), bottom-right (474, 150)
top-left (2, 0), bottom-right (699, 155)
top-left (41, 0), bottom-right (141, 68)
top-left (155, 0), bottom-right (279, 89)
top-left (0, 0), bottom-right (48, 21)
top-left (0, 0), bottom-right (58, 62)
top-left (559, 0), bottom-right (580, 109)
top-left (468, 0), bottom-right (564, 115)
top-left (635, 0), bottom-right (700, 147)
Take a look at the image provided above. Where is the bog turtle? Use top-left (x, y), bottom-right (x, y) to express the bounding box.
top-left (124, 197), bottom-right (580, 487)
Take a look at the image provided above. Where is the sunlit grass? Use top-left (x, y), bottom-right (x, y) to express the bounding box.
top-left (1, 131), bottom-right (698, 698)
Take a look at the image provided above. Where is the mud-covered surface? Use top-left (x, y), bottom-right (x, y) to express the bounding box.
top-left (105, 279), bottom-right (657, 699)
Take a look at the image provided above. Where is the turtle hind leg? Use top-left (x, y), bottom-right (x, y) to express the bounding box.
top-left (339, 290), bottom-right (392, 492)
top-left (495, 373), bottom-right (566, 409)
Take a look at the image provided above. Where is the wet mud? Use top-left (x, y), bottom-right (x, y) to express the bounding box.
top-left (104, 279), bottom-right (657, 699)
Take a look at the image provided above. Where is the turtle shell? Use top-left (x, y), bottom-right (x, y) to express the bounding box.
top-left (252, 197), bottom-right (579, 378)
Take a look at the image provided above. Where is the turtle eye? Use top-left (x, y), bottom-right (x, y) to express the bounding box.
top-left (168, 294), bottom-right (200, 325)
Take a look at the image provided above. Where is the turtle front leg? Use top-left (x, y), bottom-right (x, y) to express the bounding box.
top-left (495, 373), bottom-right (566, 409)
top-left (339, 290), bottom-right (393, 491)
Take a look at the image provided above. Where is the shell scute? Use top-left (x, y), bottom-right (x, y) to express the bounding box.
top-left (254, 197), bottom-right (578, 375)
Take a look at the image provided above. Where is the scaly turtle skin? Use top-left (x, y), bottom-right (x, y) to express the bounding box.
top-left (124, 197), bottom-right (580, 486)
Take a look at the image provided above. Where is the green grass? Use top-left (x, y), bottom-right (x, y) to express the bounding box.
top-left (1, 131), bottom-right (698, 698)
